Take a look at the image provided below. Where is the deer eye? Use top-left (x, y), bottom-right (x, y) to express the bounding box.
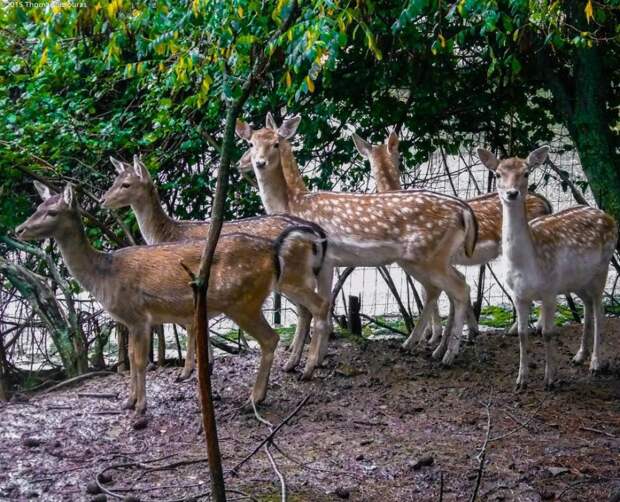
top-left (47, 210), bottom-right (58, 216)
top-left (121, 183), bottom-right (131, 188)
top-left (495, 173), bottom-right (502, 179)
top-left (273, 143), bottom-right (279, 149)
top-left (250, 142), bottom-right (254, 147)
top-left (524, 172), bottom-right (529, 178)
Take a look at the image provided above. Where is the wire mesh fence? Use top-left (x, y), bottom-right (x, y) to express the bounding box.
top-left (3, 131), bottom-right (620, 374)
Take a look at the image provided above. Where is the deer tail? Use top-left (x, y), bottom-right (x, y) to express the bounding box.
top-left (462, 206), bottom-right (479, 259)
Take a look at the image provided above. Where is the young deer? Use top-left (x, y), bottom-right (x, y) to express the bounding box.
top-left (16, 183), bottom-right (327, 413)
top-left (478, 147), bottom-right (617, 389)
top-left (353, 132), bottom-right (553, 342)
top-left (236, 113), bottom-right (480, 366)
top-left (101, 156), bottom-right (330, 380)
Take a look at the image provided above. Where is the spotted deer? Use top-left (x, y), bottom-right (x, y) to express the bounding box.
top-left (353, 132), bottom-right (553, 342)
top-left (16, 182), bottom-right (328, 413)
top-left (101, 156), bottom-right (330, 380)
top-left (236, 113), bottom-right (480, 367)
top-left (478, 147), bottom-right (617, 389)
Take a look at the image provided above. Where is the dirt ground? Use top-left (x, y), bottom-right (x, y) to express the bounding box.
top-left (1, 320), bottom-right (620, 502)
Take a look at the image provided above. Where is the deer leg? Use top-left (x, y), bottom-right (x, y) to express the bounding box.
top-left (177, 323), bottom-right (196, 381)
top-left (573, 293), bottom-right (593, 365)
top-left (434, 268), bottom-right (469, 366)
top-left (401, 282), bottom-right (440, 351)
top-left (132, 330), bottom-right (150, 415)
top-left (427, 302), bottom-right (443, 345)
top-left (590, 292), bottom-right (605, 375)
top-left (316, 264), bottom-right (335, 355)
top-left (541, 299), bottom-right (558, 390)
top-left (515, 299), bottom-right (531, 392)
top-left (283, 303), bottom-right (311, 372)
top-left (282, 287), bottom-right (330, 380)
top-left (234, 313), bottom-right (278, 405)
top-left (122, 333), bottom-right (137, 410)
top-left (432, 297), bottom-right (454, 360)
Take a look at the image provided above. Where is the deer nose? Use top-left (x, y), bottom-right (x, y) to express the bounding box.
top-left (506, 189), bottom-right (519, 200)
top-left (255, 160), bottom-right (266, 169)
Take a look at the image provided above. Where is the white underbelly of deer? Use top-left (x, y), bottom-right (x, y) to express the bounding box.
top-left (326, 237), bottom-right (403, 267)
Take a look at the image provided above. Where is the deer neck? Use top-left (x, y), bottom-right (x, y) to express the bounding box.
top-left (501, 197), bottom-right (537, 271)
top-left (54, 212), bottom-right (109, 294)
top-left (278, 140), bottom-right (308, 210)
top-left (131, 186), bottom-right (176, 244)
top-left (372, 162), bottom-right (401, 192)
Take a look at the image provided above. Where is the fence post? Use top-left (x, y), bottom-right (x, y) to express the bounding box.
top-left (273, 292), bottom-right (282, 326)
top-left (347, 295), bottom-right (362, 336)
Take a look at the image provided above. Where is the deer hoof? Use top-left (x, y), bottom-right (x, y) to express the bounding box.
top-left (134, 402), bottom-right (147, 415)
top-left (175, 368), bottom-right (194, 382)
top-left (441, 351), bottom-right (456, 367)
top-left (283, 358), bottom-right (299, 372)
top-left (514, 381), bottom-right (527, 393)
top-left (431, 346), bottom-right (446, 360)
top-left (571, 351), bottom-right (588, 365)
top-left (121, 398), bottom-right (136, 410)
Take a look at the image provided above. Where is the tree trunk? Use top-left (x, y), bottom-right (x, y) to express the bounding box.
top-left (155, 325), bottom-right (166, 366)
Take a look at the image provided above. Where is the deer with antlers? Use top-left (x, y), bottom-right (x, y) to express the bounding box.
top-left (353, 131), bottom-right (553, 343)
top-left (478, 146), bottom-right (617, 389)
top-left (100, 156), bottom-right (330, 380)
top-left (236, 113), bottom-right (480, 367)
top-left (16, 182), bottom-right (328, 413)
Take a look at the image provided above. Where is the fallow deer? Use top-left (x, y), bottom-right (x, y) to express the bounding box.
top-left (353, 132), bottom-right (553, 342)
top-left (478, 147), bottom-right (617, 389)
top-left (101, 156), bottom-right (330, 380)
top-left (236, 113), bottom-right (480, 367)
top-left (16, 182), bottom-right (328, 413)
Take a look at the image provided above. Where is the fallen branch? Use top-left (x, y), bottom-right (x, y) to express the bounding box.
top-left (360, 313), bottom-right (408, 336)
top-left (579, 426), bottom-right (617, 438)
top-left (41, 371), bottom-right (116, 394)
top-left (230, 393), bottom-right (312, 475)
top-left (489, 397), bottom-right (546, 442)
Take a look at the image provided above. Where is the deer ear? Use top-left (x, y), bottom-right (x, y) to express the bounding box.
top-left (352, 133), bottom-right (372, 158)
top-left (133, 155), bottom-right (149, 179)
top-left (238, 149), bottom-right (253, 172)
top-left (265, 112), bottom-right (278, 130)
top-left (62, 183), bottom-right (75, 207)
top-left (278, 115), bottom-right (301, 139)
top-left (527, 145), bottom-right (549, 167)
top-left (235, 119), bottom-right (253, 141)
top-left (33, 180), bottom-right (54, 201)
top-left (109, 156), bottom-right (126, 174)
top-left (387, 130), bottom-right (400, 154)
top-left (477, 148), bottom-right (499, 171)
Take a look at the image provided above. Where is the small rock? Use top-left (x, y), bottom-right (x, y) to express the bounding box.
top-left (334, 487), bottom-right (350, 499)
top-left (359, 439), bottom-right (373, 446)
top-left (86, 481), bottom-right (101, 495)
top-left (22, 438), bottom-right (41, 448)
top-left (547, 467), bottom-right (569, 477)
top-left (132, 417), bottom-right (149, 430)
top-left (412, 455), bottom-right (434, 470)
top-left (98, 473), bottom-right (113, 484)
top-left (355, 454), bottom-right (364, 461)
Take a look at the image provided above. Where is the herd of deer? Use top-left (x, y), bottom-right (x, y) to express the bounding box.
top-left (15, 113), bottom-right (617, 415)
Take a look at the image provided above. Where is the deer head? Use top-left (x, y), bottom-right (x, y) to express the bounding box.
top-left (101, 155), bottom-right (152, 209)
top-left (352, 130), bottom-right (401, 170)
top-left (235, 112), bottom-right (301, 172)
top-left (478, 146), bottom-right (549, 204)
top-left (16, 182), bottom-right (78, 240)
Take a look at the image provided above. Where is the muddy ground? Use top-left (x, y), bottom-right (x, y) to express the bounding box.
top-left (1, 320), bottom-right (620, 502)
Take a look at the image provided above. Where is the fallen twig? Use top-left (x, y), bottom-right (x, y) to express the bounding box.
top-left (490, 397), bottom-right (546, 442)
top-left (578, 426), bottom-right (617, 438)
top-left (77, 392), bottom-right (117, 399)
top-left (40, 371), bottom-right (116, 394)
top-left (469, 399), bottom-right (492, 502)
top-left (230, 393), bottom-right (312, 475)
